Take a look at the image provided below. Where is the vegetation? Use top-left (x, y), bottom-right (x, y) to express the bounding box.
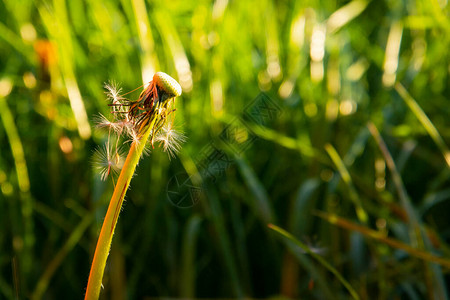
top-left (0, 0), bottom-right (449, 299)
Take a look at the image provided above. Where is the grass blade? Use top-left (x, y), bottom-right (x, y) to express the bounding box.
top-left (131, 0), bottom-right (159, 82)
top-left (367, 122), bottom-right (418, 224)
top-left (268, 223), bottom-right (360, 300)
top-left (245, 123), bottom-right (327, 163)
top-left (38, 2), bottom-right (91, 139)
top-left (327, 0), bottom-right (369, 34)
top-left (315, 211), bottom-right (450, 269)
top-left (325, 143), bottom-right (368, 223)
top-left (0, 82), bottom-right (34, 289)
top-left (395, 82), bottom-right (450, 168)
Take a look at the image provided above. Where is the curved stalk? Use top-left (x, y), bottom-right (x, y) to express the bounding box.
top-left (84, 122), bottom-right (154, 300)
top-left (85, 72), bottom-right (181, 299)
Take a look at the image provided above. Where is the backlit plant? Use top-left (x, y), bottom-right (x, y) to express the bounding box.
top-left (85, 72), bottom-right (184, 300)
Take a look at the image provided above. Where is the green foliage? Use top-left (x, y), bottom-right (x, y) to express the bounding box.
top-left (1, 0), bottom-right (449, 299)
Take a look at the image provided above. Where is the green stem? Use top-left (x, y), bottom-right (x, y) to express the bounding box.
top-left (0, 93), bottom-right (34, 290)
top-left (84, 124), bottom-right (153, 300)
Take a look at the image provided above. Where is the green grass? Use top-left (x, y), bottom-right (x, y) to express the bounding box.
top-left (1, 0), bottom-right (450, 299)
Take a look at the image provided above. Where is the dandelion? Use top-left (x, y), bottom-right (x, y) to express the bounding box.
top-left (86, 72), bottom-right (184, 300)
top-left (93, 72), bottom-right (185, 179)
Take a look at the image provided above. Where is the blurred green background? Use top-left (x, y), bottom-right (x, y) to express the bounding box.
top-left (1, 0), bottom-right (450, 299)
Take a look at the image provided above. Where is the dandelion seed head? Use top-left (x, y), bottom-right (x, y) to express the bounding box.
top-left (95, 73), bottom-right (184, 175)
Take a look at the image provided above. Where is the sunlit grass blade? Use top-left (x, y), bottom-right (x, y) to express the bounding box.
top-left (314, 211), bottom-right (450, 269)
top-left (38, 3), bottom-right (91, 139)
top-left (0, 81), bottom-right (31, 194)
top-left (131, 0), bottom-right (159, 82)
top-left (327, 0), bottom-right (369, 34)
top-left (0, 21), bottom-right (34, 60)
top-left (264, 0), bottom-right (282, 81)
top-left (427, 0), bottom-right (450, 33)
top-left (325, 143), bottom-right (368, 223)
top-left (153, 10), bottom-right (193, 93)
top-left (279, 6), bottom-right (307, 99)
top-left (268, 224), bottom-right (360, 300)
top-left (382, 21), bottom-right (402, 87)
top-left (395, 82), bottom-right (450, 168)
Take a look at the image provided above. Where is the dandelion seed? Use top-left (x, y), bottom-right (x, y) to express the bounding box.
top-left (108, 119), bottom-right (132, 137)
top-left (155, 122), bottom-right (186, 159)
top-left (94, 113), bottom-right (117, 131)
top-left (104, 81), bottom-right (123, 103)
top-left (141, 140), bottom-right (152, 156)
top-left (94, 113), bottom-right (131, 139)
top-left (104, 81), bottom-right (131, 118)
top-left (92, 141), bottom-right (125, 181)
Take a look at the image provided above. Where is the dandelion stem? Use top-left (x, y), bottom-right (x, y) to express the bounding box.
top-left (84, 120), bottom-right (155, 300)
top-left (86, 72), bottom-right (182, 299)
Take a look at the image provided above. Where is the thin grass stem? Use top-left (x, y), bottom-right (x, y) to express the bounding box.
top-left (314, 211), bottom-right (450, 269)
top-left (325, 143), bottom-right (368, 223)
top-left (395, 83), bottom-right (450, 168)
top-left (268, 223), bottom-right (360, 300)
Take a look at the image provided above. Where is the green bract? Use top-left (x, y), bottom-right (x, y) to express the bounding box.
top-left (154, 72), bottom-right (182, 98)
